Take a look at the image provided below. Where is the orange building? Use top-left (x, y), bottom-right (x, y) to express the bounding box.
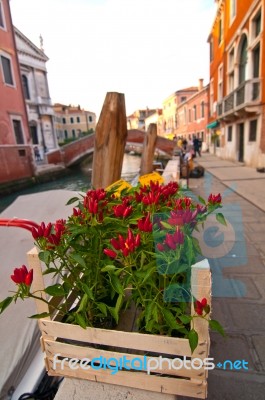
top-left (0, 0), bottom-right (34, 184)
top-left (208, 0), bottom-right (265, 167)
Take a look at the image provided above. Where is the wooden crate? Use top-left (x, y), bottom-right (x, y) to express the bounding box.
top-left (27, 247), bottom-right (211, 399)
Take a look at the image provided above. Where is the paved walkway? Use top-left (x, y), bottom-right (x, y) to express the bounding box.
top-left (179, 153), bottom-right (265, 400)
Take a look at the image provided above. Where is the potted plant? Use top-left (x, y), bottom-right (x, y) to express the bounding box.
top-left (0, 179), bottom-right (225, 398)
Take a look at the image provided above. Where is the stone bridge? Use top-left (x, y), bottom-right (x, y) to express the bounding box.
top-left (46, 130), bottom-right (175, 167)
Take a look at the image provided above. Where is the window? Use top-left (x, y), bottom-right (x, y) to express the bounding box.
top-left (72, 129), bottom-right (76, 137)
top-left (249, 120), bottom-right (257, 141)
top-left (22, 75), bottom-right (30, 99)
top-left (77, 116), bottom-right (80, 123)
top-left (209, 37), bottom-right (214, 62)
top-left (228, 126), bottom-right (233, 141)
top-left (218, 65), bottom-right (223, 101)
top-left (228, 48), bottom-right (235, 93)
top-left (253, 44), bottom-right (260, 78)
top-left (188, 109), bottom-right (191, 123)
top-left (30, 125), bottom-right (38, 144)
top-left (88, 116), bottom-right (93, 122)
top-left (239, 35), bottom-right (248, 84)
top-left (64, 130), bottom-right (68, 139)
top-left (193, 105), bottom-right (197, 120)
top-left (201, 101), bottom-right (205, 118)
top-left (218, 14), bottom-right (223, 45)
top-left (62, 118), bottom-right (66, 124)
top-left (230, 0), bottom-right (236, 23)
top-left (0, 54), bottom-right (14, 85)
top-left (0, 1), bottom-right (6, 29)
top-left (70, 117), bottom-right (74, 123)
top-left (12, 119), bottom-right (24, 144)
top-left (253, 10), bottom-right (261, 38)
top-left (210, 79), bottom-right (214, 115)
top-left (180, 96), bottom-right (187, 103)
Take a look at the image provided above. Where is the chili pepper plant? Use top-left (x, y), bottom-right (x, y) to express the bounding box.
top-left (0, 181), bottom-right (225, 352)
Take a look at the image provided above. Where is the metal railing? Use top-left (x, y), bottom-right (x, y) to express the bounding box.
top-left (217, 78), bottom-right (261, 117)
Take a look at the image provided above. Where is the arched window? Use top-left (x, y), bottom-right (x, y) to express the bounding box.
top-left (239, 36), bottom-right (248, 84)
top-left (22, 74), bottom-right (30, 99)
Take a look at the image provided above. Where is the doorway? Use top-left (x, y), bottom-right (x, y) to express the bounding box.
top-left (30, 125), bottom-right (38, 144)
top-left (238, 123), bottom-right (244, 162)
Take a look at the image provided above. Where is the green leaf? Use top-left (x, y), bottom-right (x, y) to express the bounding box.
top-left (198, 195), bottom-right (206, 205)
top-left (42, 267), bottom-right (58, 275)
top-left (162, 309), bottom-right (183, 330)
top-left (0, 297), bottom-right (13, 314)
top-left (160, 221), bottom-right (174, 230)
top-left (69, 253), bottom-right (86, 268)
top-left (96, 302), bottom-right (107, 316)
top-left (109, 274), bottom-right (124, 295)
top-left (192, 237), bottom-right (202, 255)
top-left (186, 236), bottom-right (194, 266)
top-left (38, 251), bottom-right (50, 265)
top-left (66, 196), bottom-right (80, 205)
top-left (178, 315), bottom-right (192, 324)
top-left (115, 293), bottom-right (124, 315)
top-left (141, 266), bottom-right (157, 285)
top-left (188, 329), bottom-right (198, 353)
top-left (81, 283), bottom-right (94, 300)
top-left (145, 301), bottom-right (155, 324)
top-left (77, 294), bottom-right (88, 313)
top-left (29, 312), bottom-right (51, 319)
top-left (216, 213), bottom-right (227, 226)
top-left (107, 306), bottom-right (119, 324)
top-left (209, 319), bottom-right (226, 336)
top-left (101, 265), bottom-right (117, 272)
top-left (75, 313), bottom-right (87, 329)
top-left (44, 284), bottom-right (65, 297)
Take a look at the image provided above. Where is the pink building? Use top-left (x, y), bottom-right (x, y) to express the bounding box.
top-left (175, 80), bottom-right (209, 149)
top-left (0, 0), bottom-right (33, 184)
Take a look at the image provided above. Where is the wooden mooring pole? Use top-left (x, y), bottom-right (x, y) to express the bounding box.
top-left (140, 123), bottom-right (157, 175)
top-left (92, 92), bottom-right (127, 188)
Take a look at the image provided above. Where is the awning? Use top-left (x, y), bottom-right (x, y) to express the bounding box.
top-left (207, 120), bottom-right (219, 129)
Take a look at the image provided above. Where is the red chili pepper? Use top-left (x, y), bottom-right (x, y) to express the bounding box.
top-left (25, 269), bottom-right (33, 286)
top-left (104, 248), bottom-right (117, 259)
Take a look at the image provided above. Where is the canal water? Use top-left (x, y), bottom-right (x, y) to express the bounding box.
top-left (0, 153), bottom-right (142, 213)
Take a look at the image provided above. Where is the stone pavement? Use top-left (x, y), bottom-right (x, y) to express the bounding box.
top-left (177, 153), bottom-right (265, 400)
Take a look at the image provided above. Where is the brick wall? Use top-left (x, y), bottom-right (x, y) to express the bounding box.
top-left (0, 146), bottom-right (34, 183)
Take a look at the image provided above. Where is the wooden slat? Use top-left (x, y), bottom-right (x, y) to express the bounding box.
top-left (27, 247), bottom-right (49, 317)
top-left (190, 259), bottom-right (211, 359)
top-left (39, 320), bottom-right (207, 357)
top-left (43, 339), bottom-right (206, 379)
top-left (46, 360), bottom-right (207, 398)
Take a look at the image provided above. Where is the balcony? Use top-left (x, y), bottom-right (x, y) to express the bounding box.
top-left (217, 78), bottom-right (261, 118)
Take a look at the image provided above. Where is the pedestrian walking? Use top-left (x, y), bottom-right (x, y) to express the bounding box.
top-left (34, 146), bottom-right (41, 161)
top-left (193, 137), bottom-right (201, 157)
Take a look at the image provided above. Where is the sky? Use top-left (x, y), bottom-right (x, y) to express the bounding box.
top-left (10, 0), bottom-right (216, 119)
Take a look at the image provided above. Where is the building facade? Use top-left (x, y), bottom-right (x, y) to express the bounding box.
top-left (144, 109), bottom-right (163, 135)
top-left (175, 82), bottom-right (209, 150)
top-left (0, 0), bottom-right (30, 146)
top-left (53, 103), bottom-right (96, 144)
top-left (208, 0), bottom-right (265, 167)
top-left (14, 27), bottom-right (57, 157)
top-left (0, 0), bottom-right (35, 184)
top-left (127, 109), bottom-right (156, 131)
top-left (161, 86), bottom-right (199, 138)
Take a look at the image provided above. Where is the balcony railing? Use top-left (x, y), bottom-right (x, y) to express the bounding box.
top-left (217, 78), bottom-right (261, 117)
